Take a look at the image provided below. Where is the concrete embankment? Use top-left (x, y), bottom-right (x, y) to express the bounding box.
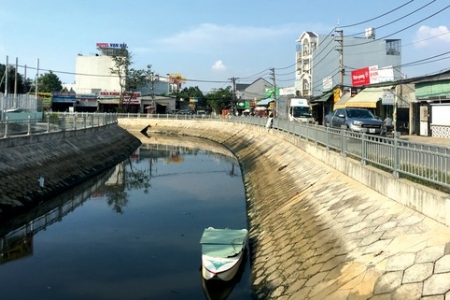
top-left (0, 124), bottom-right (141, 218)
top-left (120, 118), bottom-right (450, 299)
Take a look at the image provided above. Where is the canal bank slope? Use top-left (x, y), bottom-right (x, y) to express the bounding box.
top-left (0, 124), bottom-right (141, 218)
top-left (120, 118), bottom-right (450, 300)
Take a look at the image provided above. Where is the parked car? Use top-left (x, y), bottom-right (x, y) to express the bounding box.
top-left (324, 108), bottom-right (383, 134)
top-left (177, 109), bottom-right (193, 115)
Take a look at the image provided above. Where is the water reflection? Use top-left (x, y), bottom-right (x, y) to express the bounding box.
top-left (0, 137), bottom-right (251, 300)
top-left (0, 168), bottom-right (116, 265)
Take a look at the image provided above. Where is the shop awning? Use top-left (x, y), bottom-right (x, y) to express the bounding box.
top-left (98, 100), bottom-right (119, 105)
top-left (344, 87), bottom-right (391, 108)
top-left (333, 91), bottom-right (352, 109)
top-left (313, 91), bottom-right (333, 103)
top-left (415, 80), bottom-right (450, 99)
top-left (257, 98), bottom-right (274, 106)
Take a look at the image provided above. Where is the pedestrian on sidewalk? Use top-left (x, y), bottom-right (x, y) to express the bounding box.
top-left (266, 112), bottom-right (274, 132)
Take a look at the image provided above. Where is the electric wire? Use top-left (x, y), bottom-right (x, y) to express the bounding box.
top-left (344, 4), bottom-right (450, 47)
top-left (5, 1), bottom-right (450, 93)
top-left (345, 0), bottom-right (436, 38)
top-left (339, 0), bottom-right (415, 28)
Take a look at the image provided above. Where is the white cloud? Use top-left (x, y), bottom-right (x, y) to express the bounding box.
top-left (212, 60), bottom-right (226, 71)
top-left (414, 25), bottom-right (450, 48)
top-left (156, 23), bottom-right (297, 54)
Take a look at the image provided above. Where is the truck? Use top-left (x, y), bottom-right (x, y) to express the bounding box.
top-left (324, 108), bottom-right (383, 134)
top-left (288, 98), bottom-right (314, 123)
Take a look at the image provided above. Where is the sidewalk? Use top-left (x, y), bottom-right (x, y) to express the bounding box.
top-left (399, 134), bottom-right (450, 147)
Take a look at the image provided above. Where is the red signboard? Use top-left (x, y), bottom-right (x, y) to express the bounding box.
top-left (351, 67), bottom-right (370, 87)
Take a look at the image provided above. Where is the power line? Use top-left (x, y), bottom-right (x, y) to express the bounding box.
top-left (339, 0), bottom-right (415, 28)
top-left (344, 4), bottom-right (450, 48)
top-left (345, 0), bottom-right (436, 38)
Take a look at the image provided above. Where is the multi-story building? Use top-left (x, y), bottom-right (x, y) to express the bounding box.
top-left (62, 43), bottom-right (177, 113)
top-left (295, 28), bottom-right (402, 97)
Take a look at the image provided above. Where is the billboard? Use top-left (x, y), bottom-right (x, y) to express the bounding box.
top-left (323, 76), bottom-right (333, 90)
top-left (52, 91), bottom-right (76, 103)
top-left (96, 42), bottom-right (127, 49)
top-left (351, 66), bottom-right (394, 86)
top-left (351, 67), bottom-right (370, 86)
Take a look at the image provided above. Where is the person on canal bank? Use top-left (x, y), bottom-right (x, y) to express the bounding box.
top-left (266, 112), bottom-right (274, 132)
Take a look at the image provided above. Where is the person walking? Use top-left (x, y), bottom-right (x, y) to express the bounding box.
top-left (266, 112), bottom-right (274, 132)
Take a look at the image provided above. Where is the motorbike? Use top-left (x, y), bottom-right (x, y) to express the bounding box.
top-left (381, 125), bottom-right (394, 138)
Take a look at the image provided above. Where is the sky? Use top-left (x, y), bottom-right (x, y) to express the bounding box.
top-left (0, 0), bottom-right (449, 93)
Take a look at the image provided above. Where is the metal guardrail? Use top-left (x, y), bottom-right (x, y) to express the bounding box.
top-left (4, 112), bottom-right (449, 190)
top-left (0, 112), bottom-right (118, 138)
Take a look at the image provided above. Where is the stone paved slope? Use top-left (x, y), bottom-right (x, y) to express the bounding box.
top-left (119, 119), bottom-right (450, 300)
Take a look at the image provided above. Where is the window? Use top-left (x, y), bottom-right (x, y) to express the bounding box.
top-left (386, 40), bottom-right (401, 55)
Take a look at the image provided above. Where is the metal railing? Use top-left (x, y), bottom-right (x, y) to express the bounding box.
top-left (247, 117), bottom-right (450, 191)
top-left (0, 112), bottom-right (118, 138)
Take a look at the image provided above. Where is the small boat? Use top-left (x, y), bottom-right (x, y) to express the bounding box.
top-left (200, 227), bottom-right (248, 281)
top-left (201, 248), bottom-right (248, 300)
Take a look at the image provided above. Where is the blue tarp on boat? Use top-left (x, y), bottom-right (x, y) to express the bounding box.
top-left (200, 228), bottom-right (248, 258)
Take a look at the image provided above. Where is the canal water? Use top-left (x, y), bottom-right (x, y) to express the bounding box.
top-left (0, 137), bottom-right (251, 300)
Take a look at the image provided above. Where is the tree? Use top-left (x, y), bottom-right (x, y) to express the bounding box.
top-left (110, 46), bottom-right (131, 112)
top-left (126, 65), bottom-right (154, 94)
top-left (38, 71), bottom-right (62, 92)
top-left (206, 86), bottom-right (233, 114)
top-left (122, 65), bottom-right (153, 112)
top-left (0, 64), bottom-right (28, 94)
top-left (175, 86), bottom-right (205, 110)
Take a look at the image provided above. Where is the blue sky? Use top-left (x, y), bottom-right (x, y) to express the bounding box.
top-left (1, 0), bottom-right (449, 93)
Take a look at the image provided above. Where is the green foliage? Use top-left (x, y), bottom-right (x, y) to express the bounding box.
top-left (46, 112), bottom-right (60, 124)
top-left (38, 71), bottom-right (62, 92)
top-left (110, 47), bottom-right (131, 112)
top-left (174, 86), bottom-right (206, 109)
top-left (0, 64), bottom-right (30, 93)
top-left (126, 65), bottom-right (153, 92)
top-left (205, 86), bottom-right (233, 114)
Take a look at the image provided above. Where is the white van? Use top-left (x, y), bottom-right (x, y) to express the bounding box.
top-left (288, 98), bottom-right (313, 123)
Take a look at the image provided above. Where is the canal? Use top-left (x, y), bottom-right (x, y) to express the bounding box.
top-left (0, 136), bottom-right (251, 300)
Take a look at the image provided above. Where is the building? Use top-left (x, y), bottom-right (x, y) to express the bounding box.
top-left (62, 43), bottom-right (181, 113)
top-left (74, 43), bottom-right (128, 94)
top-left (410, 70), bottom-right (450, 137)
top-left (234, 78), bottom-right (273, 116)
top-left (295, 28), bottom-right (403, 98)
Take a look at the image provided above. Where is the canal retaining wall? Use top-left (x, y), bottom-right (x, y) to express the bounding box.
top-left (0, 124), bottom-right (141, 218)
top-left (119, 118), bottom-right (450, 227)
top-left (120, 118), bottom-right (450, 299)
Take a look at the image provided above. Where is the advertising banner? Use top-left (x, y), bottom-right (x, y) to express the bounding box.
top-left (352, 66), bottom-right (394, 86)
top-left (323, 76), bottom-right (333, 90)
top-left (351, 67), bottom-right (370, 86)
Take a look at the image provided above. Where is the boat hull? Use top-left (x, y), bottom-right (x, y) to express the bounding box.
top-left (200, 227), bottom-right (248, 281)
top-left (202, 250), bottom-right (244, 281)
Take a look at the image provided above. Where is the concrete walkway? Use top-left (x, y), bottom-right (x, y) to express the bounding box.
top-left (400, 135), bottom-right (450, 147)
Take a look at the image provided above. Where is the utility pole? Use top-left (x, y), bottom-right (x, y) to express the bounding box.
top-left (14, 57), bottom-right (18, 108)
top-left (5, 56), bottom-right (8, 97)
top-left (229, 77), bottom-right (238, 115)
top-left (269, 68), bottom-right (277, 116)
top-left (335, 28), bottom-right (344, 104)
